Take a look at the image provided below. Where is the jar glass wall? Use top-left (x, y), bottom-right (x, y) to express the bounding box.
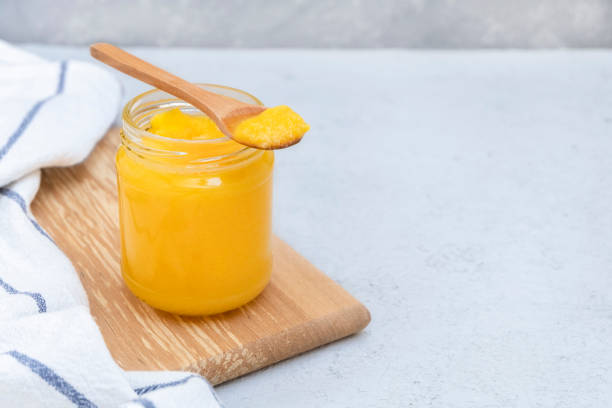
top-left (117, 85), bottom-right (274, 315)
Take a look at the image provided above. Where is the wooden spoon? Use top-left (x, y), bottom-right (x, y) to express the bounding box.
top-left (90, 42), bottom-right (266, 142)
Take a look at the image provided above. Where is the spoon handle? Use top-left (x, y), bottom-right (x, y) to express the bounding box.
top-left (90, 43), bottom-right (233, 122)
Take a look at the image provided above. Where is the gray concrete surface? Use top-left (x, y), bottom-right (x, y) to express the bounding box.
top-left (4, 1), bottom-right (612, 48)
top-left (25, 45), bottom-right (612, 407)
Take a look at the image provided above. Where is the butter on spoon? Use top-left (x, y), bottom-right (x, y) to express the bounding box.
top-left (90, 43), bottom-right (308, 150)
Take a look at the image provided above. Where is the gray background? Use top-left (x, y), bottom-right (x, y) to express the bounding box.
top-left (27, 45), bottom-right (612, 408)
top-left (3, 0), bottom-right (612, 48)
top-left (8, 1), bottom-right (612, 406)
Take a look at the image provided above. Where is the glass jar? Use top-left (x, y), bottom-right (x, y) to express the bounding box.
top-left (117, 84), bottom-right (274, 315)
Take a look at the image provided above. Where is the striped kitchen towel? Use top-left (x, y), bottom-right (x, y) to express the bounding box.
top-left (0, 40), bottom-right (222, 407)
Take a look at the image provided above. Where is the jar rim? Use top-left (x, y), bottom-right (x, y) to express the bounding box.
top-left (121, 83), bottom-right (264, 146)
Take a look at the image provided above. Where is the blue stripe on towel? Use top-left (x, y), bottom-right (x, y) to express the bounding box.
top-left (0, 60), bottom-right (68, 160)
top-left (132, 398), bottom-right (156, 408)
top-left (0, 187), bottom-right (54, 242)
top-left (56, 60), bottom-right (67, 94)
top-left (135, 374), bottom-right (224, 407)
top-left (4, 350), bottom-right (97, 407)
top-left (0, 276), bottom-right (46, 313)
top-left (134, 375), bottom-right (199, 395)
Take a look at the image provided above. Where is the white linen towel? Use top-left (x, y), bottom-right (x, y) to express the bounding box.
top-left (0, 40), bottom-right (223, 408)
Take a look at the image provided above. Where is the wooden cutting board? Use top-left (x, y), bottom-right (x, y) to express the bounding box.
top-left (30, 129), bottom-right (370, 385)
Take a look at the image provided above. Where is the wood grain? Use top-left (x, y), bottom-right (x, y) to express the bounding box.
top-left (31, 128), bottom-right (370, 384)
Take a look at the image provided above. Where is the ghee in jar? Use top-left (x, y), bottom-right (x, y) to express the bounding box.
top-left (117, 85), bottom-right (274, 315)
